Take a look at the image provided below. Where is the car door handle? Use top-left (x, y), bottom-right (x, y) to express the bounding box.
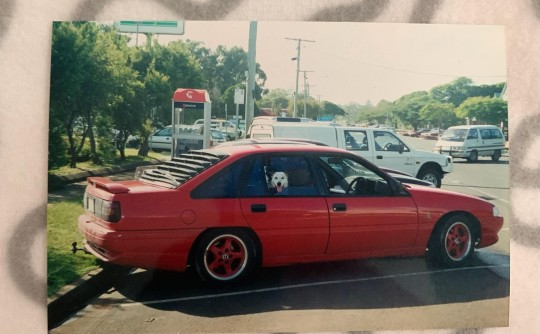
top-left (251, 204), bottom-right (267, 213)
top-left (376, 155), bottom-right (383, 159)
top-left (333, 203), bottom-right (347, 212)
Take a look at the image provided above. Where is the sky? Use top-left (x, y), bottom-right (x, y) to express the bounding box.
top-left (152, 21), bottom-right (507, 106)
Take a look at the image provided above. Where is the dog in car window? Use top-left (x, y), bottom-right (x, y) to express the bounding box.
top-left (270, 171), bottom-right (289, 195)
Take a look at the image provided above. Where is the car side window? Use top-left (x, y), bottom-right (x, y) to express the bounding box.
top-left (316, 155), bottom-right (392, 196)
top-left (467, 129), bottom-right (478, 139)
top-left (158, 127), bottom-right (172, 136)
top-left (191, 161), bottom-right (246, 199)
top-left (480, 129), bottom-right (492, 139)
top-left (344, 130), bottom-right (369, 151)
top-left (373, 131), bottom-right (409, 152)
top-left (490, 129), bottom-right (503, 139)
top-left (247, 155), bottom-right (319, 196)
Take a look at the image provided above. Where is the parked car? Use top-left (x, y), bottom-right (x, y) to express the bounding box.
top-left (404, 128), bottom-right (429, 137)
top-left (433, 125), bottom-right (506, 162)
top-left (78, 142), bottom-right (503, 285)
top-left (148, 125), bottom-right (223, 152)
top-left (420, 128), bottom-right (442, 140)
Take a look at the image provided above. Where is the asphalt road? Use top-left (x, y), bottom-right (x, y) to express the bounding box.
top-left (51, 137), bottom-right (510, 332)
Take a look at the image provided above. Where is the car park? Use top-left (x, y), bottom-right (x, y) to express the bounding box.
top-left (420, 128), bottom-right (441, 140)
top-left (433, 125), bottom-right (506, 162)
top-left (194, 118), bottom-right (241, 140)
top-left (78, 142), bottom-right (503, 285)
top-left (148, 125), bottom-right (224, 152)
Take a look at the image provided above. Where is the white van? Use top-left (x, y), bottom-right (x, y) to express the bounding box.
top-left (433, 125), bottom-right (506, 162)
top-left (248, 122), bottom-right (453, 187)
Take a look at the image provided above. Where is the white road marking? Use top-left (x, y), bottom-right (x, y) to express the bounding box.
top-left (119, 264), bottom-right (509, 308)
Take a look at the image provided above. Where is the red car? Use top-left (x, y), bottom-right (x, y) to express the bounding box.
top-left (78, 141), bottom-right (503, 285)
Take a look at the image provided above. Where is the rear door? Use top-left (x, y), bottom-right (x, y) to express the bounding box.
top-left (239, 154), bottom-right (330, 263)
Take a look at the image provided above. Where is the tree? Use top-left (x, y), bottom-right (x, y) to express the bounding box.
top-left (320, 101), bottom-right (345, 118)
top-left (455, 96), bottom-right (508, 125)
top-left (430, 77), bottom-right (474, 107)
top-left (419, 103), bottom-right (458, 129)
top-left (393, 91), bottom-right (433, 130)
top-left (50, 22), bottom-right (97, 168)
top-left (258, 88), bottom-right (292, 114)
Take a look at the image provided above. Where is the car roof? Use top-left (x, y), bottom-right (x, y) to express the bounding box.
top-left (210, 141), bottom-right (345, 157)
top-left (447, 125), bottom-right (499, 129)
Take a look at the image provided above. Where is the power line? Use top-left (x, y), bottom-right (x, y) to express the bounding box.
top-left (307, 46), bottom-right (506, 79)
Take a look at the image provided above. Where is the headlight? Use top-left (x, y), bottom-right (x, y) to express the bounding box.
top-left (493, 205), bottom-right (502, 217)
top-left (450, 146), bottom-right (463, 151)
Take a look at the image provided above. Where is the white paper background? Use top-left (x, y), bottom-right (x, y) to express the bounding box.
top-left (1, 0), bottom-right (538, 332)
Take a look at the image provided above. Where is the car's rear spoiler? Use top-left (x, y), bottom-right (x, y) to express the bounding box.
top-left (87, 177), bottom-right (130, 194)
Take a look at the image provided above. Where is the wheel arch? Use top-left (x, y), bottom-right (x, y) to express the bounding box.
top-left (427, 211), bottom-right (481, 249)
top-left (417, 161), bottom-right (443, 177)
top-left (186, 227), bottom-right (263, 270)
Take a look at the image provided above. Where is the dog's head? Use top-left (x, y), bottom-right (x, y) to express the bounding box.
top-left (270, 171), bottom-right (288, 193)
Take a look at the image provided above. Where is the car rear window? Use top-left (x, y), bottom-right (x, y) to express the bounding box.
top-left (138, 150), bottom-right (228, 188)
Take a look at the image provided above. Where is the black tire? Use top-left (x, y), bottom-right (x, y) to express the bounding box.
top-left (417, 168), bottom-right (442, 188)
top-left (428, 215), bottom-right (476, 268)
top-left (467, 150), bottom-right (478, 162)
top-left (491, 150), bottom-right (501, 162)
top-left (194, 229), bottom-right (257, 285)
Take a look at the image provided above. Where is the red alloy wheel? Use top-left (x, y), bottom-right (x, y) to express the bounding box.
top-left (445, 222), bottom-right (472, 261)
top-left (203, 234), bottom-right (248, 280)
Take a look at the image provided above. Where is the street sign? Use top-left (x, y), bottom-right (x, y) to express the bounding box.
top-left (234, 88), bottom-right (245, 105)
top-left (115, 21), bottom-right (185, 35)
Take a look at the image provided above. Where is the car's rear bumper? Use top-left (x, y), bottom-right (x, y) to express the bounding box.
top-left (78, 215), bottom-right (197, 272)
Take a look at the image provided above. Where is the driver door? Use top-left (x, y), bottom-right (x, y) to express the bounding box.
top-left (372, 130), bottom-right (415, 175)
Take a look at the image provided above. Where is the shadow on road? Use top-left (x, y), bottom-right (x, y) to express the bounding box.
top-left (103, 254), bottom-right (509, 318)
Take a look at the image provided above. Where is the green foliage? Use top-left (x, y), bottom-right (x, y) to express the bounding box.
top-left (48, 117), bottom-right (68, 168)
top-left (430, 77), bottom-right (474, 107)
top-left (419, 102), bottom-right (458, 128)
top-left (392, 91), bottom-right (434, 129)
top-left (455, 96), bottom-right (508, 125)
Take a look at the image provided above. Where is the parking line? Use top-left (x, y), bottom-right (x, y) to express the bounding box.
top-left (119, 264), bottom-right (509, 308)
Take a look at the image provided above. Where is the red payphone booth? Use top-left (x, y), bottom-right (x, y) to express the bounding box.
top-left (171, 88), bottom-right (212, 158)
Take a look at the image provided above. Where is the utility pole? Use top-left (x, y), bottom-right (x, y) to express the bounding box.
top-left (301, 70), bottom-right (314, 118)
top-left (246, 21), bottom-right (257, 134)
top-left (286, 37), bottom-right (315, 117)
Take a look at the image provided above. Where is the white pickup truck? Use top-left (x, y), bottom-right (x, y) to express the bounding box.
top-left (249, 121), bottom-right (453, 187)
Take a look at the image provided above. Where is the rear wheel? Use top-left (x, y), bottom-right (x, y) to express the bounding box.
top-left (492, 150), bottom-right (501, 162)
top-left (194, 229), bottom-right (257, 285)
top-left (428, 215), bottom-right (476, 267)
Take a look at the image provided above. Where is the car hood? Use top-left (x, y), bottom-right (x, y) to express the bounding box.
top-left (403, 183), bottom-right (494, 211)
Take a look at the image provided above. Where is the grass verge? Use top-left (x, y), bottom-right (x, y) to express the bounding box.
top-left (47, 149), bottom-right (169, 297)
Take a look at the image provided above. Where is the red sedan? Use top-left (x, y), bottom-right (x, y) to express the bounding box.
top-left (78, 141), bottom-right (503, 284)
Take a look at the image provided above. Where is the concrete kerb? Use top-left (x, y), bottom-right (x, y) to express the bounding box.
top-left (47, 158), bottom-right (166, 329)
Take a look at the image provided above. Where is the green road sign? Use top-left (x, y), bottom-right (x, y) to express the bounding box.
top-left (115, 21), bottom-right (185, 35)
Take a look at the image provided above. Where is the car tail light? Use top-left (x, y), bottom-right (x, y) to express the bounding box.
top-left (84, 193), bottom-right (122, 223)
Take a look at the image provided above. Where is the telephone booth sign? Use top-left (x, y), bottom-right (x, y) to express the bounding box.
top-left (171, 88), bottom-right (212, 157)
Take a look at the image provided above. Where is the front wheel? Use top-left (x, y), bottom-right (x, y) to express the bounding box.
top-left (467, 150), bottom-right (478, 162)
top-left (428, 215), bottom-right (476, 267)
top-left (417, 168), bottom-right (442, 188)
top-left (194, 229), bottom-right (257, 285)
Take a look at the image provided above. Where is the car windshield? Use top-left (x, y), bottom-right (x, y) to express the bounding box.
top-left (441, 128), bottom-right (468, 142)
